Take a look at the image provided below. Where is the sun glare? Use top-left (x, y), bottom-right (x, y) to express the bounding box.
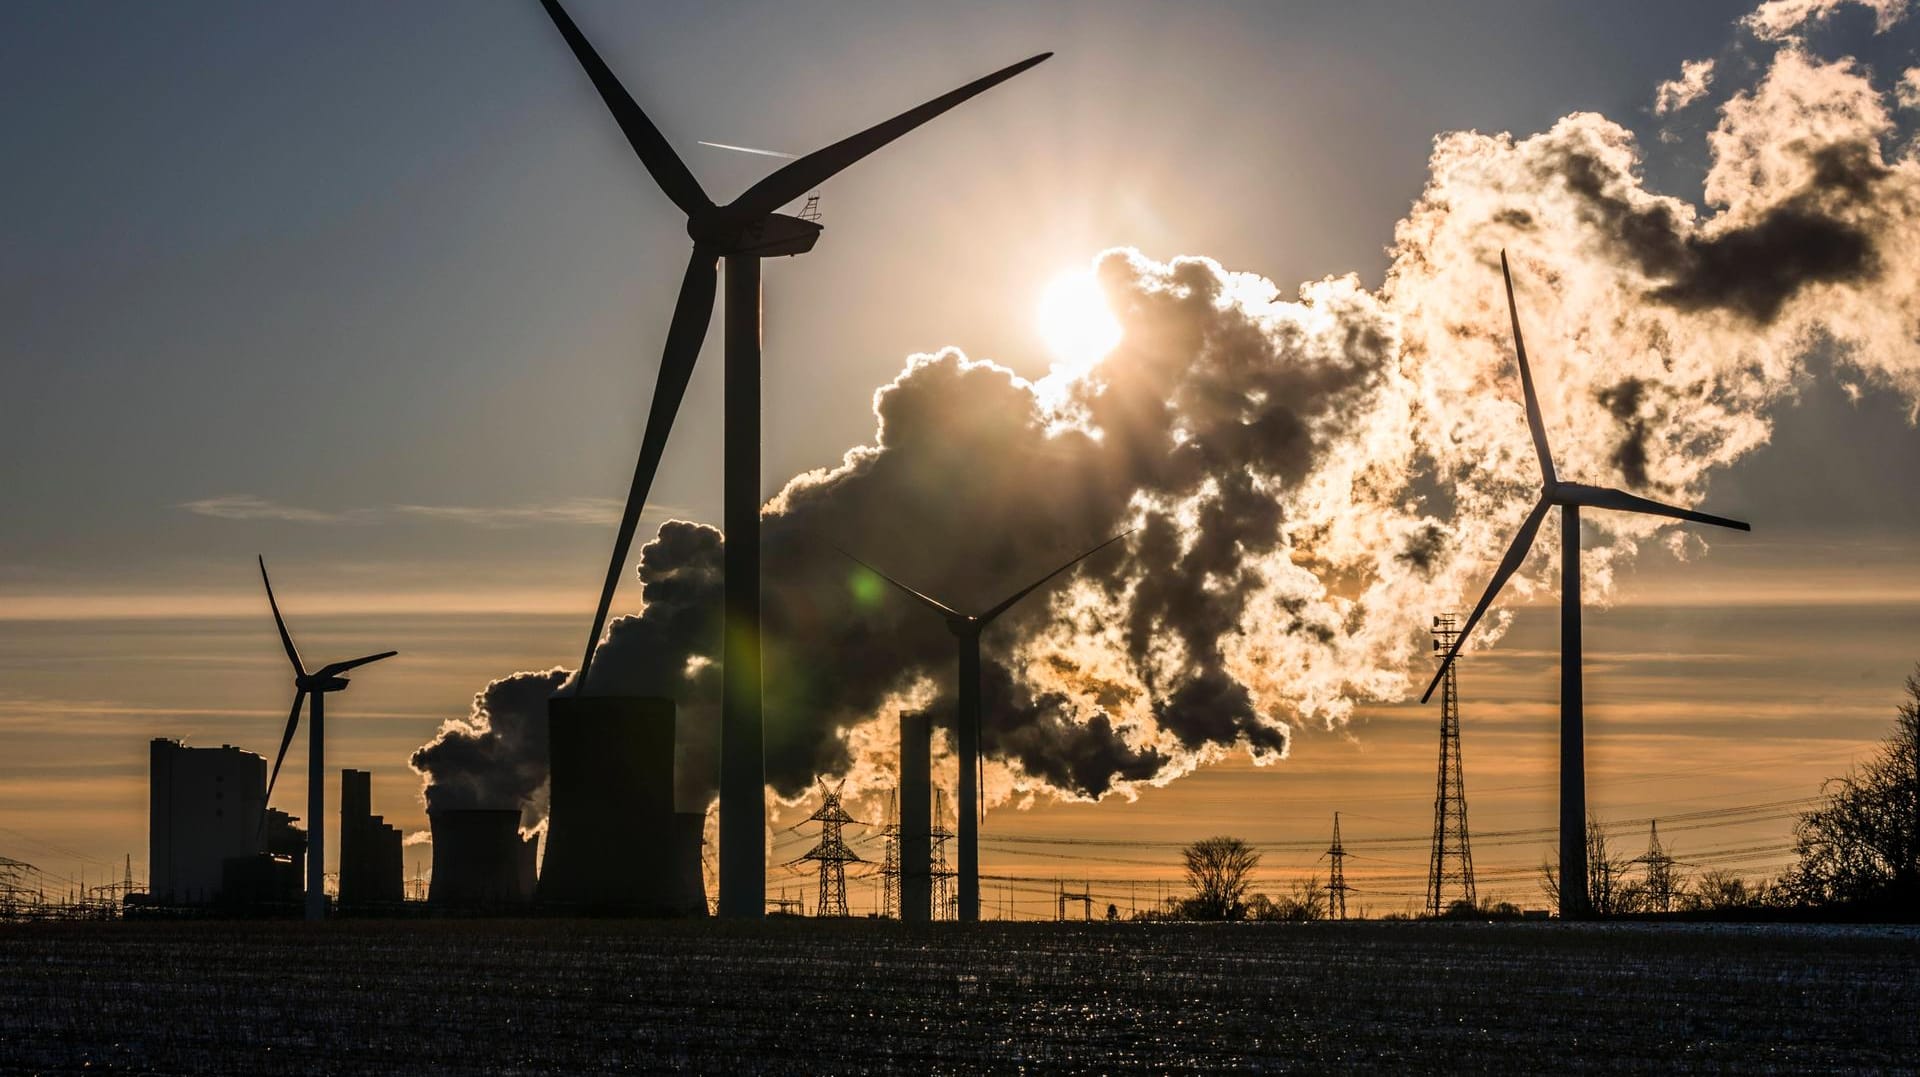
top-left (1037, 271), bottom-right (1122, 372)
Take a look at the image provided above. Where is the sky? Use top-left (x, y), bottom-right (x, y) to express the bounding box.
top-left (3, 0), bottom-right (1919, 917)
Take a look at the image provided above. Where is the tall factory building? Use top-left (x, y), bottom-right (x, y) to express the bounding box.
top-left (339, 769), bottom-right (405, 906)
top-left (149, 738), bottom-right (268, 904)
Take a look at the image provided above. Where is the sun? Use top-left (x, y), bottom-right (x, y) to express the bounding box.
top-left (1036, 271), bottom-right (1122, 372)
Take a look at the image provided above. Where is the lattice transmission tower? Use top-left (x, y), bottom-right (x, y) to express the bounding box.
top-left (1326, 812), bottom-right (1351, 921)
top-left (799, 783), bottom-right (863, 917)
top-left (1427, 613), bottom-right (1477, 916)
top-left (1638, 820), bottom-right (1678, 914)
top-left (879, 789), bottom-right (900, 919)
top-left (930, 788), bottom-right (957, 921)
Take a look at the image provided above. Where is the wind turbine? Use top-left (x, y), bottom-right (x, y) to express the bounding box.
top-left (533, 0), bottom-right (1050, 919)
top-left (258, 556), bottom-right (396, 922)
top-left (1424, 251), bottom-right (1750, 918)
top-left (845, 530), bottom-right (1132, 922)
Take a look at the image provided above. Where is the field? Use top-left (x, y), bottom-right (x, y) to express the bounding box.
top-left (2, 919), bottom-right (1915, 1074)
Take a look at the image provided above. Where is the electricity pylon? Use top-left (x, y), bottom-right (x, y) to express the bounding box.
top-left (1427, 613), bottom-right (1477, 917)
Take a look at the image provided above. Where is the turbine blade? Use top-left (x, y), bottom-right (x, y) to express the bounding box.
top-left (1421, 499), bottom-right (1550, 703)
top-left (257, 556), bottom-right (305, 677)
top-left (265, 690), bottom-right (305, 804)
top-left (834, 547), bottom-right (962, 619)
top-left (1560, 484), bottom-right (1751, 532)
top-left (536, 0), bottom-right (713, 216)
top-left (1502, 251), bottom-right (1556, 486)
top-left (728, 52), bottom-right (1051, 216)
top-left (576, 248), bottom-right (721, 690)
top-left (979, 528), bottom-right (1133, 624)
top-left (316, 651), bottom-right (398, 678)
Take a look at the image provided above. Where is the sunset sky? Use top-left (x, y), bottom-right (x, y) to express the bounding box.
top-left (4, 0), bottom-right (1919, 917)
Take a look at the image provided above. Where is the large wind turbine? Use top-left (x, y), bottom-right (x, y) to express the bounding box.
top-left (534, 0), bottom-right (1049, 920)
top-left (847, 530), bottom-right (1131, 922)
top-left (1424, 252), bottom-right (1750, 918)
top-left (258, 557), bottom-right (396, 921)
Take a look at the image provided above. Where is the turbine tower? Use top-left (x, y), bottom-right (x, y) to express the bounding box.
top-left (533, 0), bottom-right (1050, 920)
top-left (844, 530), bottom-right (1131, 922)
top-left (1424, 252), bottom-right (1750, 919)
top-left (258, 557), bottom-right (396, 922)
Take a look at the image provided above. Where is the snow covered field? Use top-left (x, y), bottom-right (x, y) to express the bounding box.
top-left (3, 919), bottom-right (1914, 1073)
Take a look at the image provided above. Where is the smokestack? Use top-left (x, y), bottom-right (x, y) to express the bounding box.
top-left (428, 809), bottom-right (534, 909)
top-left (537, 695), bottom-right (682, 914)
top-left (899, 710), bottom-right (931, 922)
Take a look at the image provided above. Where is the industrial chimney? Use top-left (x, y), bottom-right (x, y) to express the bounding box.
top-left (537, 695), bottom-right (683, 914)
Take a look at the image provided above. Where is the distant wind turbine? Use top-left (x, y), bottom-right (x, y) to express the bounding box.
top-left (258, 556), bottom-right (396, 922)
top-left (534, 0), bottom-right (1050, 919)
top-left (845, 530), bottom-right (1132, 922)
top-left (1424, 251), bottom-right (1750, 918)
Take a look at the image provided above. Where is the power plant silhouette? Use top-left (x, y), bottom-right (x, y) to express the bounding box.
top-left (339, 769), bottom-right (403, 908)
top-left (537, 696), bottom-right (705, 916)
top-left (1424, 252), bottom-right (1751, 919)
top-left (532, 0), bottom-right (1050, 919)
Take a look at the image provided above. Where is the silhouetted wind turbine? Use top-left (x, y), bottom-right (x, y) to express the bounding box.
top-left (258, 556), bottom-right (396, 922)
top-left (1424, 252), bottom-right (1750, 919)
top-left (534, 0), bottom-right (1050, 919)
top-left (846, 530), bottom-right (1132, 922)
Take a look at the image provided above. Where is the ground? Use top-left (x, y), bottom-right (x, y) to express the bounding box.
top-left (1, 919), bottom-right (1914, 1073)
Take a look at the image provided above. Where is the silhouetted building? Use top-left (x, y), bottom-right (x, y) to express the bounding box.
top-left (673, 811), bottom-right (708, 917)
top-left (537, 695), bottom-right (682, 914)
top-left (149, 738), bottom-right (267, 905)
top-left (339, 769), bottom-right (404, 906)
top-left (429, 809), bottom-right (535, 909)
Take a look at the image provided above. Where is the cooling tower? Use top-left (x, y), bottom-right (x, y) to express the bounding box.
top-left (428, 809), bottom-right (533, 909)
top-left (537, 695), bottom-right (680, 914)
top-left (672, 811), bottom-right (709, 917)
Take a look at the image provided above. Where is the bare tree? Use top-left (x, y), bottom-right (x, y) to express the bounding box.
top-left (1783, 667), bottom-right (1920, 907)
top-left (1278, 875), bottom-right (1328, 922)
top-left (1689, 868), bottom-right (1762, 911)
top-left (1538, 816), bottom-right (1638, 914)
top-left (1181, 836), bottom-right (1261, 920)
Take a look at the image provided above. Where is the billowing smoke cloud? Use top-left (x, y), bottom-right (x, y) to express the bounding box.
top-left (415, 5), bottom-right (1920, 825)
top-left (409, 667), bottom-right (566, 829)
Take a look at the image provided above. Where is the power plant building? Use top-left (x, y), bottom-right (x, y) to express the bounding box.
top-left (428, 809), bottom-right (536, 909)
top-left (538, 695), bottom-right (703, 915)
top-left (339, 769), bottom-right (404, 907)
top-left (149, 738), bottom-right (269, 905)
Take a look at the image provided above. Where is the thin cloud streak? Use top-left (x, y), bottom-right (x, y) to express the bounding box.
top-left (179, 495), bottom-right (680, 530)
top-left (177, 495), bottom-right (369, 525)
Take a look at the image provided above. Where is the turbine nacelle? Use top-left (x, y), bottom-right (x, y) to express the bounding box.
top-left (295, 673), bottom-right (352, 694)
top-left (689, 212), bottom-right (822, 258)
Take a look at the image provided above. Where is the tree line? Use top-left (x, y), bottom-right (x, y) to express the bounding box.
top-left (1155, 666), bottom-right (1919, 921)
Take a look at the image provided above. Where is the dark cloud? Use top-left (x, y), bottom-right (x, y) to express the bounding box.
top-left (1553, 138), bottom-right (1884, 323)
top-left (409, 668), bottom-right (567, 828)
